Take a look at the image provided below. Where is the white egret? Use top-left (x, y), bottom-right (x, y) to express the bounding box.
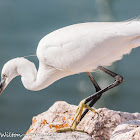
top-left (0, 19), bottom-right (140, 132)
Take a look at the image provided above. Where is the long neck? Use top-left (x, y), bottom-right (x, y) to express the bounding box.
top-left (18, 58), bottom-right (59, 91)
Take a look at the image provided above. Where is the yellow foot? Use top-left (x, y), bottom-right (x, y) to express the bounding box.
top-left (51, 127), bottom-right (87, 133)
top-left (51, 99), bottom-right (97, 133)
top-left (53, 100), bottom-right (97, 133)
top-left (71, 99), bottom-right (97, 129)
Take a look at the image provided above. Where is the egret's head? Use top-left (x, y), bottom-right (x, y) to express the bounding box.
top-left (0, 58), bottom-right (19, 95)
top-left (0, 73), bottom-right (7, 94)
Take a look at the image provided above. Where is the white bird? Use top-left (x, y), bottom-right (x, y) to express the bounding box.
top-left (0, 19), bottom-right (140, 132)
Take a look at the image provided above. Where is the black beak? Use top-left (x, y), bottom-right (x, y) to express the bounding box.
top-left (0, 77), bottom-right (6, 95)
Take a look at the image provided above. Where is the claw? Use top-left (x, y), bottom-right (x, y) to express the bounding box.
top-left (50, 130), bottom-right (57, 133)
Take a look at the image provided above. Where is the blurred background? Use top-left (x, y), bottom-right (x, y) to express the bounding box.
top-left (0, 0), bottom-right (140, 139)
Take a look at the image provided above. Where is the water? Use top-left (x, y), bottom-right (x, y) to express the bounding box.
top-left (0, 0), bottom-right (140, 139)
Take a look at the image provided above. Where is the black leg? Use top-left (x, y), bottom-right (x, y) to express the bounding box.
top-left (86, 72), bottom-right (101, 92)
top-left (84, 75), bottom-right (123, 104)
top-left (79, 66), bottom-right (124, 123)
top-left (85, 66), bottom-right (123, 104)
top-left (55, 67), bottom-right (124, 133)
top-left (79, 72), bottom-right (101, 121)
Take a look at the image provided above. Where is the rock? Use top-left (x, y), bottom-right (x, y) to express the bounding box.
top-left (22, 101), bottom-right (140, 140)
top-left (111, 120), bottom-right (140, 140)
top-left (23, 131), bottom-right (93, 140)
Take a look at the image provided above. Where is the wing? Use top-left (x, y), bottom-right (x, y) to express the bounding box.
top-left (37, 21), bottom-right (140, 73)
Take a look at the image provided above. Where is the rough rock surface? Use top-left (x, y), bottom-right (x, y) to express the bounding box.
top-left (22, 101), bottom-right (140, 140)
top-left (111, 120), bottom-right (140, 140)
top-left (23, 131), bottom-right (93, 140)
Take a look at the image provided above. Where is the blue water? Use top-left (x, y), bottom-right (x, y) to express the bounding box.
top-left (0, 0), bottom-right (140, 139)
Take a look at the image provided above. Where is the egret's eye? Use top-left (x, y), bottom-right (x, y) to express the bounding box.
top-left (2, 74), bottom-right (7, 78)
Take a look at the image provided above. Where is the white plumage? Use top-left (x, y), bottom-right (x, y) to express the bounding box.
top-left (1, 20), bottom-right (140, 93)
top-left (37, 21), bottom-right (140, 71)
